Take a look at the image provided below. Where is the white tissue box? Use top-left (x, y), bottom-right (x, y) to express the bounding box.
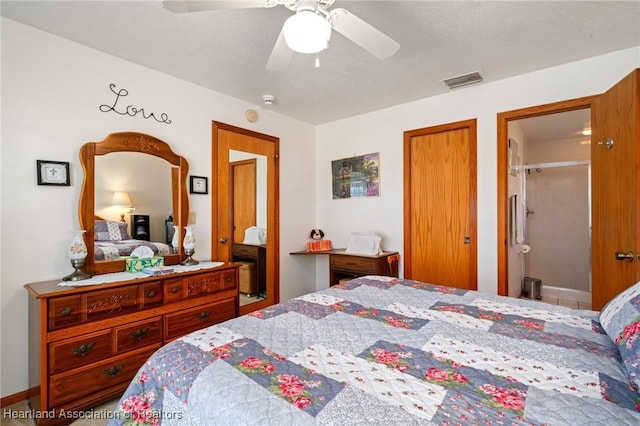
top-left (243, 226), bottom-right (266, 245)
top-left (345, 232), bottom-right (382, 255)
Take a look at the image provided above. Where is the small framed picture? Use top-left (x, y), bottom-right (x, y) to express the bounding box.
top-left (189, 175), bottom-right (208, 194)
top-left (36, 160), bottom-right (70, 186)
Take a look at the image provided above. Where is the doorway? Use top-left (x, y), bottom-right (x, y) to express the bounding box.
top-left (499, 70), bottom-right (640, 310)
top-left (497, 97), bottom-right (595, 300)
top-left (212, 121), bottom-right (279, 315)
top-left (509, 110), bottom-right (593, 309)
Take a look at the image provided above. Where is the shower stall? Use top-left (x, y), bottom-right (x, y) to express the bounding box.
top-left (523, 161), bottom-right (591, 297)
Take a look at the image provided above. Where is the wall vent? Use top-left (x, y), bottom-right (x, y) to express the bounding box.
top-left (443, 71), bottom-right (483, 89)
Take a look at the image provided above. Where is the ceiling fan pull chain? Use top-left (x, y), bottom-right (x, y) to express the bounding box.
top-left (315, 53), bottom-right (320, 68)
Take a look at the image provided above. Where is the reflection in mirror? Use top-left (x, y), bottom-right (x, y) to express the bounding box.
top-left (79, 132), bottom-right (189, 275)
top-left (95, 153), bottom-right (174, 248)
top-left (230, 150), bottom-right (268, 307)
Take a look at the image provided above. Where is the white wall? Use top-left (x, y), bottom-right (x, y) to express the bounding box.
top-left (0, 18), bottom-right (316, 398)
top-left (315, 47), bottom-right (639, 294)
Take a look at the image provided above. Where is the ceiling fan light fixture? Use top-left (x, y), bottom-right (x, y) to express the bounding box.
top-left (283, 10), bottom-right (331, 54)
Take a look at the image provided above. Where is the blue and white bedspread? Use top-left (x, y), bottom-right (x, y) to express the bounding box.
top-left (109, 276), bottom-right (640, 425)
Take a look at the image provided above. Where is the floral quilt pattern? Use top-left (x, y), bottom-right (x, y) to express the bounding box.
top-left (110, 276), bottom-right (640, 425)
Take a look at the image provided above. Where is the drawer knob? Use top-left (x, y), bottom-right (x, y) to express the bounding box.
top-left (171, 286), bottom-right (180, 293)
top-left (197, 311), bottom-right (210, 321)
top-left (61, 307), bottom-right (72, 317)
top-left (103, 364), bottom-right (124, 378)
top-left (72, 342), bottom-right (95, 357)
top-left (130, 327), bottom-right (149, 340)
top-left (147, 290), bottom-right (157, 298)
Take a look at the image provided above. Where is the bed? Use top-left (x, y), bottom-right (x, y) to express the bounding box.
top-left (108, 275), bottom-right (640, 425)
top-left (94, 219), bottom-right (172, 261)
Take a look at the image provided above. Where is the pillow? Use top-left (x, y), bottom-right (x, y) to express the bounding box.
top-left (599, 281), bottom-right (640, 391)
top-left (94, 220), bottom-right (131, 241)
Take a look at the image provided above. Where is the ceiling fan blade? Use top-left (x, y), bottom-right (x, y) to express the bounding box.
top-left (329, 8), bottom-right (400, 59)
top-left (266, 26), bottom-right (294, 70)
top-left (163, 0), bottom-right (271, 13)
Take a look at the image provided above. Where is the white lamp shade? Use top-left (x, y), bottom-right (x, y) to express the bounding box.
top-left (283, 11), bottom-right (331, 54)
top-left (112, 191), bottom-right (132, 207)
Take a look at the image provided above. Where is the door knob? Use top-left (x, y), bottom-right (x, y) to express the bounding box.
top-left (597, 137), bottom-right (614, 149)
top-left (219, 237), bottom-right (228, 244)
top-left (614, 251), bottom-right (634, 262)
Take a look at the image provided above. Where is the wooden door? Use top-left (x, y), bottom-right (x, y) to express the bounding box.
top-left (212, 122), bottom-right (279, 315)
top-left (404, 119), bottom-right (477, 290)
top-left (231, 159), bottom-right (257, 244)
top-left (591, 69), bottom-right (640, 310)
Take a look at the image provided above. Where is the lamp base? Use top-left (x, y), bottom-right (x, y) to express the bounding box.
top-left (181, 248), bottom-right (199, 266)
top-left (63, 259), bottom-right (92, 281)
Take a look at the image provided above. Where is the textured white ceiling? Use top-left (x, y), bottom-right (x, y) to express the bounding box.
top-left (2, 1), bottom-right (639, 125)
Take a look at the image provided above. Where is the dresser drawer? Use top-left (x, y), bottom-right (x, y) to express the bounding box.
top-left (49, 345), bottom-right (159, 407)
top-left (49, 295), bottom-right (82, 330)
top-left (164, 298), bottom-right (236, 340)
top-left (164, 278), bottom-right (185, 303)
top-left (330, 254), bottom-right (379, 274)
top-left (49, 330), bottom-right (112, 374)
top-left (184, 270), bottom-right (236, 298)
top-left (85, 285), bottom-right (139, 322)
top-left (141, 281), bottom-right (163, 307)
top-left (114, 318), bottom-right (162, 354)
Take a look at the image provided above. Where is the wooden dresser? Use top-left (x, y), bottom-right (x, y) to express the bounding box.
top-left (24, 263), bottom-right (239, 425)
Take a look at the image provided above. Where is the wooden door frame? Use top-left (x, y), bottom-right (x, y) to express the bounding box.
top-left (496, 96), bottom-right (597, 296)
top-left (403, 118), bottom-right (478, 289)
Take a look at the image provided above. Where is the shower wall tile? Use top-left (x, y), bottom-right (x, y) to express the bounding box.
top-left (525, 157), bottom-right (590, 292)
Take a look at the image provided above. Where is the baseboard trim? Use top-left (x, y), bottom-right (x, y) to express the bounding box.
top-left (1, 386), bottom-right (38, 408)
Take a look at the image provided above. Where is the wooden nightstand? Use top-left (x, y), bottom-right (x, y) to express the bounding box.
top-left (328, 250), bottom-right (399, 285)
top-left (290, 249), bottom-right (399, 286)
top-left (232, 243), bottom-right (267, 298)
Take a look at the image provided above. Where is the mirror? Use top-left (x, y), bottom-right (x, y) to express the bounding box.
top-left (230, 150), bottom-right (267, 307)
top-left (212, 121), bottom-right (279, 316)
top-left (79, 132), bottom-right (189, 274)
top-left (95, 152), bottom-right (173, 242)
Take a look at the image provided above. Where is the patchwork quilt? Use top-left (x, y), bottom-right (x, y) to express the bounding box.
top-left (109, 276), bottom-right (640, 425)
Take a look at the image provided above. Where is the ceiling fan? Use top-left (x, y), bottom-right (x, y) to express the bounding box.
top-left (163, 0), bottom-right (400, 70)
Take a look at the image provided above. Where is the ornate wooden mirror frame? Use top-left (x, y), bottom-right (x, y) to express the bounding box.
top-left (79, 131), bottom-right (189, 274)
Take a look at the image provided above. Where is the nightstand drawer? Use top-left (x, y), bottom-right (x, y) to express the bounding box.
top-left (164, 298), bottom-right (236, 340)
top-left (232, 243), bottom-right (259, 259)
top-left (49, 295), bottom-right (82, 330)
top-left (49, 345), bottom-right (159, 407)
top-left (85, 285), bottom-right (139, 322)
top-left (49, 330), bottom-right (112, 374)
top-left (330, 254), bottom-right (379, 274)
top-left (114, 317), bottom-right (162, 354)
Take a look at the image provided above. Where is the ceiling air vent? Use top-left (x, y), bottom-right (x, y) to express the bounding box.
top-left (443, 71), bottom-right (483, 89)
